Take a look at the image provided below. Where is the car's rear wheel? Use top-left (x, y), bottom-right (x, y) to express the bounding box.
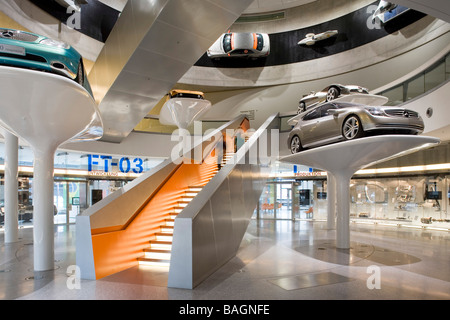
top-left (290, 135), bottom-right (303, 153)
top-left (342, 115), bottom-right (364, 140)
top-left (326, 87), bottom-right (339, 102)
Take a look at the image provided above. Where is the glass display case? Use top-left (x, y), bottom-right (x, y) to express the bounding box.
top-left (349, 175), bottom-right (450, 228)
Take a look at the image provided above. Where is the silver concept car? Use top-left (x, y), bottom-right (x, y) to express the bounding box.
top-left (298, 84), bottom-right (369, 113)
top-left (288, 102), bottom-right (424, 153)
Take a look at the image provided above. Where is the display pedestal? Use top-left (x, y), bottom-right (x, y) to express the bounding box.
top-left (159, 97), bottom-right (211, 130)
top-left (280, 135), bottom-right (440, 249)
top-left (0, 66), bottom-right (102, 271)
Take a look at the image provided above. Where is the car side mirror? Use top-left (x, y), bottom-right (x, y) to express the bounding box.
top-left (328, 109), bottom-right (339, 116)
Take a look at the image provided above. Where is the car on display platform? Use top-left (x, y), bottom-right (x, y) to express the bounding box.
top-left (207, 32), bottom-right (270, 59)
top-left (288, 101), bottom-right (424, 153)
top-left (372, 1), bottom-right (398, 22)
top-left (0, 28), bottom-right (93, 97)
top-left (297, 30), bottom-right (338, 46)
top-left (298, 84), bottom-right (369, 113)
top-left (167, 89), bottom-right (204, 100)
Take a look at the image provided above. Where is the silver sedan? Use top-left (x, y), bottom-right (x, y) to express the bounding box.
top-left (288, 102), bottom-right (424, 153)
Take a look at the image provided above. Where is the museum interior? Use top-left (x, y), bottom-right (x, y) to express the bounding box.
top-left (0, 0), bottom-right (449, 303)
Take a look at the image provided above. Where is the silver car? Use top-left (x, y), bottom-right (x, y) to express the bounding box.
top-left (207, 32), bottom-right (270, 59)
top-left (298, 84), bottom-right (369, 113)
top-left (288, 102), bottom-right (424, 153)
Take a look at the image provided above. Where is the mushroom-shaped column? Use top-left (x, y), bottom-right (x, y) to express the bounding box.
top-left (280, 135), bottom-right (440, 249)
top-left (159, 97), bottom-right (212, 130)
top-left (0, 66), bottom-right (102, 271)
top-left (160, 96), bottom-right (212, 159)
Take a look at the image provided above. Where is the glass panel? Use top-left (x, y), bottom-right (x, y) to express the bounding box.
top-left (89, 180), bottom-right (127, 206)
top-left (381, 85), bottom-right (403, 105)
top-left (405, 74), bottom-right (424, 101)
top-left (424, 61), bottom-right (445, 91)
top-left (54, 181), bottom-right (67, 224)
top-left (446, 54), bottom-right (450, 80)
top-left (276, 183), bottom-right (292, 219)
top-left (280, 116), bottom-right (295, 132)
top-left (68, 182), bottom-right (87, 224)
top-left (293, 180), bottom-right (314, 219)
top-left (259, 184), bottom-right (276, 219)
top-left (235, 11), bottom-right (285, 23)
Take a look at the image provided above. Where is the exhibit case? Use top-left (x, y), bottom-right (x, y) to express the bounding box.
top-left (348, 175), bottom-right (450, 228)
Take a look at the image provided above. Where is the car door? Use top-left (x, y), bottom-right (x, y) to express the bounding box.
top-left (299, 107), bottom-right (321, 147)
top-left (314, 103), bottom-right (341, 143)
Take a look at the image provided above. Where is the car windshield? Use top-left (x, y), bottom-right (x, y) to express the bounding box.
top-left (223, 33), bottom-right (232, 53)
top-left (256, 34), bottom-right (264, 51)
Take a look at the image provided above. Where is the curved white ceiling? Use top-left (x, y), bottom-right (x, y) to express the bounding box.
top-left (243, 0), bottom-right (315, 14)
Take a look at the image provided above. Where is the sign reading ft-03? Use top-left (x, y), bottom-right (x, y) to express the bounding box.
top-left (88, 154), bottom-right (144, 174)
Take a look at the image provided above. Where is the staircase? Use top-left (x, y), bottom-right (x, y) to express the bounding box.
top-left (138, 152), bottom-right (234, 267)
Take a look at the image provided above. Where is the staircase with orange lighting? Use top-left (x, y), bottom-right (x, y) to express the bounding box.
top-left (137, 152), bottom-right (234, 267)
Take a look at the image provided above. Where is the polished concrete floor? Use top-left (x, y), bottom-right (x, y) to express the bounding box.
top-left (1, 219), bottom-right (449, 300)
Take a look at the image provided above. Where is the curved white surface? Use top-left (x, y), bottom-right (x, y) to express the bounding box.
top-left (280, 135), bottom-right (440, 248)
top-left (159, 98), bottom-right (212, 129)
top-left (280, 135), bottom-right (440, 173)
top-left (0, 66), bottom-right (102, 271)
top-left (0, 67), bottom-right (102, 146)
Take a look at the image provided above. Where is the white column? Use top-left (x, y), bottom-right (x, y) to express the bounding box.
top-left (32, 147), bottom-right (56, 271)
top-left (4, 131), bottom-right (19, 243)
top-left (335, 174), bottom-right (352, 249)
top-left (326, 173), bottom-right (336, 230)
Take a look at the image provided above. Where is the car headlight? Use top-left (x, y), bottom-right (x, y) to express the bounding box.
top-left (40, 38), bottom-right (70, 49)
top-left (366, 107), bottom-right (386, 116)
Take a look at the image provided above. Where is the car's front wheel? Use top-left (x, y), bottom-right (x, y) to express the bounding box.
top-left (326, 87), bottom-right (340, 102)
top-left (290, 135), bottom-right (303, 153)
top-left (342, 115), bottom-right (364, 140)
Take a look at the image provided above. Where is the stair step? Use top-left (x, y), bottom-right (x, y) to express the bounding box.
top-left (188, 186), bottom-right (203, 191)
top-left (138, 170), bottom-right (219, 266)
top-left (138, 257), bottom-right (170, 267)
top-left (144, 248), bottom-right (171, 260)
top-left (149, 240), bottom-right (172, 250)
top-left (161, 225), bottom-right (173, 232)
top-left (184, 192), bottom-right (198, 197)
top-left (155, 232), bottom-right (173, 241)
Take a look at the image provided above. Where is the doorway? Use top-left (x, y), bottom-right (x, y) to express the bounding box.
top-left (54, 180), bottom-right (88, 224)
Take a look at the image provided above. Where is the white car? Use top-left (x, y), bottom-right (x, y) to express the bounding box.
top-left (207, 32), bottom-right (270, 59)
top-left (298, 30), bottom-right (338, 46)
top-left (298, 84), bottom-right (369, 113)
top-left (372, 1), bottom-right (398, 23)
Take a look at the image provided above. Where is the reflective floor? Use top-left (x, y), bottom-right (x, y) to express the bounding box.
top-left (1, 219), bottom-right (449, 300)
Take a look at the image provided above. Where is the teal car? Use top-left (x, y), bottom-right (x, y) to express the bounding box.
top-left (0, 28), bottom-right (93, 97)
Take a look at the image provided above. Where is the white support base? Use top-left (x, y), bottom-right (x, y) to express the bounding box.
top-left (280, 135), bottom-right (440, 249)
top-left (0, 66), bottom-right (102, 271)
